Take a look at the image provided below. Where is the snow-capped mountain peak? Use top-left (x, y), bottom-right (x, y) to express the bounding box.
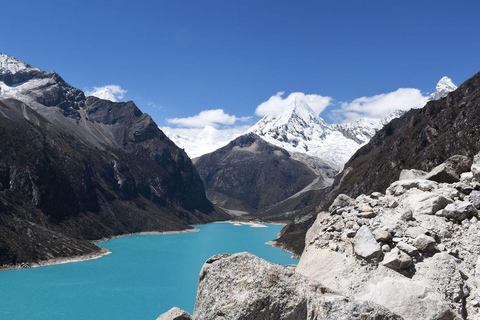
top-left (429, 76), bottom-right (457, 101)
top-left (0, 53), bottom-right (39, 75)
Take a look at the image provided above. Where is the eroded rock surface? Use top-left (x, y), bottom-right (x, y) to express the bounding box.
top-left (193, 252), bottom-right (401, 320)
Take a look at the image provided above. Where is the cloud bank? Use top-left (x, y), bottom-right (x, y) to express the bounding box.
top-left (337, 88), bottom-right (428, 122)
top-left (85, 85), bottom-right (127, 102)
top-left (166, 109), bottom-right (251, 128)
top-left (255, 91), bottom-right (333, 117)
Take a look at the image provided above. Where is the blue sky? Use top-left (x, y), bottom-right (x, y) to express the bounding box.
top-left (1, 0), bottom-right (479, 128)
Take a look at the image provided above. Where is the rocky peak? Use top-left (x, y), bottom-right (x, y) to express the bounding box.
top-left (0, 53), bottom-right (40, 75)
top-left (429, 76), bottom-right (457, 101)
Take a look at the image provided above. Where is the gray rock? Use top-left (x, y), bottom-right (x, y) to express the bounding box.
top-left (472, 152), bottom-right (480, 178)
top-left (194, 252), bottom-right (401, 320)
top-left (439, 200), bottom-right (478, 221)
top-left (399, 169), bottom-right (428, 180)
top-left (396, 241), bottom-right (419, 256)
top-left (373, 229), bottom-right (392, 242)
top-left (425, 155), bottom-right (472, 183)
top-left (329, 194), bottom-right (354, 214)
top-left (352, 226), bottom-right (382, 259)
top-left (382, 248), bottom-right (413, 270)
top-left (469, 190), bottom-right (480, 210)
top-left (157, 307), bottom-right (193, 320)
top-left (404, 226), bottom-right (427, 239)
top-left (413, 235), bottom-right (436, 253)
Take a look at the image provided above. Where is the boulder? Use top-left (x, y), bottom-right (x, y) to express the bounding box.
top-left (372, 229), bottom-right (392, 242)
top-left (194, 252), bottom-right (401, 320)
top-left (469, 190), bottom-right (480, 210)
top-left (352, 226), bottom-right (382, 259)
top-left (399, 169), bottom-right (428, 180)
top-left (425, 155), bottom-right (472, 183)
top-left (413, 235), bottom-right (436, 253)
top-left (439, 200), bottom-right (478, 221)
top-left (386, 179), bottom-right (438, 196)
top-left (472, 152), bottom-right (480, 178)
top-left (382, 248), bottom-right (413, 270)
top-left (157, 308), bottom-right (193, 320)
top-left (396, 242), bottom-right (419, 256)
top-left (329, 194), bottom-right (354, 214)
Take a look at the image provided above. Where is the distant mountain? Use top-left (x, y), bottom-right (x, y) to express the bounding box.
top-left (0, 53), bottom-right (228, 266)
top-left (194, 133), bottom-right (334, 215)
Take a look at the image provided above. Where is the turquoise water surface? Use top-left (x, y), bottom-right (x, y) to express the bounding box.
top-left (0, 222), bottom-right (297, 319)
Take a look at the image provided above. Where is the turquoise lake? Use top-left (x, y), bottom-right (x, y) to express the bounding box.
top-left (0, 222), bottom-right (297, 319)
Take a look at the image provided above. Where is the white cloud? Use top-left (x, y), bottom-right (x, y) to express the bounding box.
top-left (85, 85), bottom-right (127, 102)
top-left (161, 125), bottom-right (250, 158)
top-left (336, 88), bottom-right (428, 122)
top-left (166, 109), bottom-right (251, 128)
top-left (255, 91), bottom-right (332, 117)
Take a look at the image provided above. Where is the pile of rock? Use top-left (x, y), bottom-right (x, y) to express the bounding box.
top-left (297, 154), bottom-right (480, 319)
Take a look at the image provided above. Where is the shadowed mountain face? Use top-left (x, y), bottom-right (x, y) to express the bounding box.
top-left (0, 54), bottom-right (228, 266)
top-left (194, 133), bottom-right (323, 214)
top-left (276, 71), bottom-right (480, 256)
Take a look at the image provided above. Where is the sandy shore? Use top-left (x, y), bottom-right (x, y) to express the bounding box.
top-left (0, 228), bottom-right (200, 272)
top-left (0, 248), bottom-right (112, 272)
top-left (95, 228), bottom-right (200, 244)
top-left (216, 220), bottom-right (286, 228)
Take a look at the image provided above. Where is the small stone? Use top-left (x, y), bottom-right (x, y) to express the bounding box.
top-left (382, 248), bottom-right (413, 270)
top-left (400, 210), bottom-right (413, 221)
top-left (370, 192), bottom-right (383, 199)
top-left (437, 244), bottom-right (446, 251)
top-left (345, 229), bottom-right (357, 238)
top-left (392, 237), bottom-right (403, 243)
top-left (382, 244), bottom-right (391, 252)
top-left (413, 235), bottom-right (437, 253)
top-left (329, 243), bottom-right (338, 251)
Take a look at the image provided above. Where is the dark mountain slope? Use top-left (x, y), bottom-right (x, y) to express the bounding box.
top-left (276, 71), bottom-right (480, 255)
top-left (0, 54), bottom-right (228, 266)
top-left (195, 133), bottom-right (319, 213)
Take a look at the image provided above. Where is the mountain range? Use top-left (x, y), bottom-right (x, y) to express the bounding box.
top-left (191, 77), bottom-right (456, 217)
top-left (0, 53), bottom-right (228, 266)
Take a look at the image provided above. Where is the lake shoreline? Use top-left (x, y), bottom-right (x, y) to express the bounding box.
top-left (0, 228), bottom-right (201, 272)
top-left (0, 223), bottom-right (289, 272)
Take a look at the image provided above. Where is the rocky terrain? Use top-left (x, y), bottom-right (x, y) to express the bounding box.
top-left (0, 53), bottom-right (228, 267)
top-left (276, 71), bottom-right (478, 256)
top-left (160, 153), bottom-right (480, 319)
top-left (297, 154), bottom-right (480, 319)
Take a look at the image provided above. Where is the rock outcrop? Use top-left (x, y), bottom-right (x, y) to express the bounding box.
top-left (190, 252), bottom-right (401, 319)
top-left (297, 154), bottom-right (480, 319)
top-left (157, 307), bottom-right (193, 320)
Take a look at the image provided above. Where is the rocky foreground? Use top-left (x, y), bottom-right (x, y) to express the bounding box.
top-left (159, 153), bottom-right (480, 319)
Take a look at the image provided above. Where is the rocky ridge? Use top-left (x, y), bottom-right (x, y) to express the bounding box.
top-left (297, 154), bottom-right (480, 319)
